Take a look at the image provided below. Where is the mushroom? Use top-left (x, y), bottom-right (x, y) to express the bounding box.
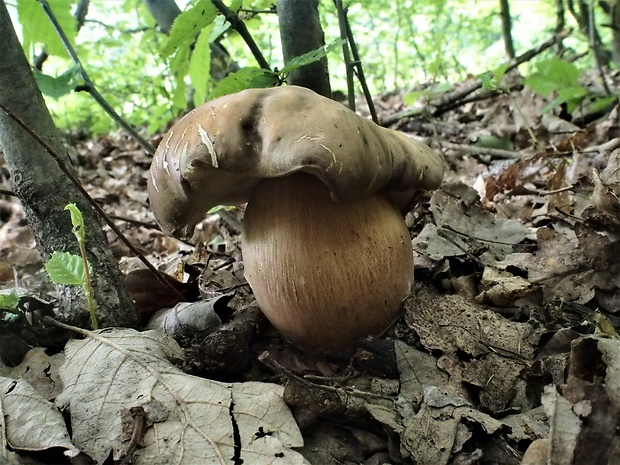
top-left (148, 85), bottom-right (444, 353)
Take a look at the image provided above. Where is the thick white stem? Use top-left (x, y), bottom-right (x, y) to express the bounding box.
top-left (242, 173), bottom-right (414, 354)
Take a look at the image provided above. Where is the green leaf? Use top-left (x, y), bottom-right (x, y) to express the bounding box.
top-left (480, 63), bottom-right (510, 90)
top-left (492, 62), bottom-right (510, 84)
top-left (207, 205), bottom-right (235, 214)
top-left (208, 68), bottom-right (279, 100)
top-left (525, 58), bottom-right (582, 96)
top-left (17, 0), bottom-right (77, 58)
top-left (33, 66), bottom-right (80, 98)
top-left (403, 82), bottom-right (452, 106)
top-left (189, 25), bottom-right (213, 106)
top-left (0, 291), bottom-right (20, 310)
top-left (589, 95), bottom-right (619, 114)
top-left (162, 0), bottom-right (218, 58)
top-left (44, 251), bottom-right (87, 285)
top-left (280, 39), bottom-right (345, 75)
top-left (65, 203), bottom-right (85, 244)
top-left (524, 74), bottom-right (557, 97)
top-left (403, 91), bottom-right (424, 106)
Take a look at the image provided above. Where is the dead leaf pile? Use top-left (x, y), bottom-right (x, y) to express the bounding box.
top-left (1, 38), bottom-right (620, 464)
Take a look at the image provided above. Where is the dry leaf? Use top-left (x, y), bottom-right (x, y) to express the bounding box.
top-left (0, 377), bottom-right (79, 458)
top-left (55, 328), bottom-right (306, 465)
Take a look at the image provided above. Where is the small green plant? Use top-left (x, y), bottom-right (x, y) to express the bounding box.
top-left (480, 63), bottom-right (541, 150)
top-left (44, 203), bottom-right (96, 329)
top-left (207, 39), bottom-right (344, 100)
top-left (524, 57), bottom-right (589, 114)
top-left (0, 291), bottom-right (20, 311)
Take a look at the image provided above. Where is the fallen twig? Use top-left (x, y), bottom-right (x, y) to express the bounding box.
top-left (0, 103), bottom-right (183, 300)
top-left (38, 0), bottom-right (155, 155)
top-left (381, 29), bottom-right (573, 126)
top-left (439, 141), bottom-right (523, 160)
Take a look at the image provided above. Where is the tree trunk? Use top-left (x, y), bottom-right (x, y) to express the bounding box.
top-left (276, 0), bottom-right (331, 97)
top-left (499, 0), bottom-right (515, 59)
top-left (610, 1), bottom-right (620, 68)
top-left (0, 1), bottom-right (138, 329)
top-left (144, 0), bottom-right (181, 34)
top-left (554, 0), bottom-right (566, 54)
top-left (567, 0), bottom-right (611, 67)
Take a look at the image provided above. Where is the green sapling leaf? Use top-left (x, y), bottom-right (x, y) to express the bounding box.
top-left (65, 203), bottom-right (85, 244)
top-left (44, 251), bottom-right (88, 285)
top-left (162, 0), bottom-right (218, 58)
top-left (280, 39), bottom-right (345, 75)
top-left (0, 291), bottom-right (20, 310)
top-left (189, 25), bottom-right (213, 105)
top-left (33, 66), bottom-right (81, 98)
top-left (208, 68), bottom-right (279, 100)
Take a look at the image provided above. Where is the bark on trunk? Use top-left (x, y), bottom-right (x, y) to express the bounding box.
top-left (0, 0), bottom-right (138, 329)
top-left (276, 0), bottom-right (331, 97)
top-left (499, 0), bottom-right (515, 59)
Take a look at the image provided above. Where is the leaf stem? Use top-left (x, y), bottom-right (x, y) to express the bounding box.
top-left (78, 239), bottom-right (97, 330)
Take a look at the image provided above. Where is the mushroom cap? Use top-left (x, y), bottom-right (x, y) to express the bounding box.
top-left (148, 85), bottom-right (444, 237)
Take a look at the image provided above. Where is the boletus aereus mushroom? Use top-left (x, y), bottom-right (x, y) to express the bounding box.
top-left (148, 85), bottom-right (444, 354)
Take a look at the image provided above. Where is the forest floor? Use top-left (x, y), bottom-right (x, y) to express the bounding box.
top-left (1, 65), bottom-right (620, 465)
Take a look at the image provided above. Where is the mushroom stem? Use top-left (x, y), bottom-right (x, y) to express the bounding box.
top-left (242, 173), bottom-right (414, 354)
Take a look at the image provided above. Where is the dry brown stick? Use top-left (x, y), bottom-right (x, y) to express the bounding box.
top-left (0, 102), bottom-right (183, 300)
top-left (430, 28), bottom-right (573, 114)
top-left (439, 141), bottom-right (522, 160)
top-left (381, 29), bottom-right (573, 126)
top-left (38, 0), bottom-right (155, 155)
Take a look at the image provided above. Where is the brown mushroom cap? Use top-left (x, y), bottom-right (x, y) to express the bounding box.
top-left (148, 85), bottom-right (444, 237)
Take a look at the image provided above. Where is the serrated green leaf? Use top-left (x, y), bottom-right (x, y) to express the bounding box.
top-left (228, 0), bottom-right (243, 12)
top-left (589, 95), bottom-right (619, 113)
top-left (403, 91), bottom-right (424, 106)
top-left (44, 251), bottom-right (87, 285)
top-left (17, 0), bottom-right (77, 58)
top-left (280, 39), bottom-right (345, 75)
top-left (0, 291), bottom-right (20, 310)
top-left (492, 62), bottom-right (510, 84)
top-left (172, 79), bottom-right (189, 111)
top-left (162, 0), bottom-right (218, 58)
top-left (207, 205), bottom-right (235, 214)
top-left (33, 66), bottom-right (80, 98)
top-left (189, 25), bottom-right (213, 105)
top-left (169, 43), bottom-right (191, 76)
top-left (208, 68), bottom-right (278, 100)
top-left (65, 203), bottom-right (85, 244)
top-left (524, 73), bottom-right (557, 97)
top-left (480, 72), bottom-right (493, 90)
top-left (525, 58), bottom-right (582, 97)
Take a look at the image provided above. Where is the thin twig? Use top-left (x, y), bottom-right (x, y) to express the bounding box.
top-left (429, 29), bottom-right (574, 118)
top-left (333, 0), bottom-right (355, 110)
top-left (439, 141), bottom-right (522, 160)
top-left (586, 0), bottom-right (611, 94)
top-left (211, 0), bottom-right (271, 71)
top-left (0, 103), bottom-right (183, 300)
top-left (37, 0), bottom-right (155, 155)
top-left (381, 30), bottom-right (574, 127)
top-left (259, 352), bottom-right (394, 401)
top-left (341, 7), bottom-right (378, 124)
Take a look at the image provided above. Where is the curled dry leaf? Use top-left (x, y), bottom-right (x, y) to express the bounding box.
top-left (145, 294), bottom-right (232, 336)
top-left (0, 377), bottom-right (79, 458)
